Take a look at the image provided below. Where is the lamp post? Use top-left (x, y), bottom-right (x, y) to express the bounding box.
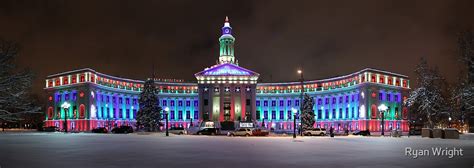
top-left (297, 69), bottom-right (304, 136)
top-left (164, 107), bottom-right (170, 136)
top-left (378, 104), bottom-right (388, 136)
top-left (292, 107), bottom-right (297, 138)
top-left (61, 102), bottom-right (71, 133)
top-left (448, 117), bottom-right (452, 128)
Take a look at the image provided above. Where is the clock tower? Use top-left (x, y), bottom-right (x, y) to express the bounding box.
top-left (219, 16), bottom-right (237, 65)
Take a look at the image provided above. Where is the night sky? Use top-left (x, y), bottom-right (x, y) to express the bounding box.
top-left (1, 0), bottom-right (473, 97)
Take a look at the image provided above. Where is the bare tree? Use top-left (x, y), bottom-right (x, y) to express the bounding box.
top-left (0, 39), bottom-right (40, 125)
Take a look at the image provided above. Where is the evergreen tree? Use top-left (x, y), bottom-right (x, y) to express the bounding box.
top-left (0, 39), bottom-right (40, 123)
top-left (453, 30), bottom-right (474, 125)
top-left (301, 94), bottom-right (315, 130)
top-left (405, 58), bottom-right (445, 128)
top-left (136, 79), bottom-right (162, 131)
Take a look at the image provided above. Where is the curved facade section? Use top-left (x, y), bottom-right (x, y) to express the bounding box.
top-left (44, 17), bottom-right (410, 133)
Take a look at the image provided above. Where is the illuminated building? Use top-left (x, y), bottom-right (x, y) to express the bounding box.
top-left (44, 17), bottom-right (410, 133)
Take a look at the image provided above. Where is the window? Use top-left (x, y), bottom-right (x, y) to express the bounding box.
top-left (403, 80), bottom-right (407, 87)
top-left (119, 98), bottom-right (123, 104)
top-left (332, 109), bottom-right (336, 119)
top-left (295, 112), bottom-right (300, 119)
top-left (279, 100), bottom-right (284, 107)
top-left (287, 110), bottom-right (292, 119)
top-left (371, 75), bottom-right (376, 82)
top-left (325, 109), bottom-right (329, 119)
top-left (264, 111), bottom-right (268, 119)
top-left (271, 111), bottom-right (276, 119)
top-left (178, 111), bottom-right (183, 120)
top-left (186, 100), bottom-right (190, 107)
top-left (126, 98), bottom-right (130, 105)
top-left (287, 100), bottom-right (291, 106)
top-left (295, 100), bottom-right (300, 106)
top-left (339, 108), bottom-right (342, 119)
top-left (346, 95), bottom-right (349, 103)
top-left (387, 94), bottom-right (391, 101)
top-left (318, 110), bottom-right (322, 119)
top-left (332, 98), bottom-right (336, 104)
top-left (162, 100), bottom-right (167, 106)
top-left (352, 107), bottom-right (354, 119)
top-left (194, 100), bottom-right (199, 107)
top-left (194, 111), bottom-right (199, 119)
top-left (65, 93), bottom-right (69, 101)
top-left (204, 99), bottom-right (208, 106)
top-left (379, 76), bottom-right (384, 83)
top-left (345, 108), bottom-right (349, 119)
top-left (186, 111), bottom-right (191, 119)
top-left (379, 93), bottom-right (383, 101)
top-left (72, 93), bottom-right (77, 101)
top-left (279, 111), bottom-right (284, 120)
top-left (317, 99), bottom-right (322, 105)
top-left (246, 99), bottom-right (250, 106)
top-left (170, 111), bottom-right (175, 120)
top-left (133, 109), bottom-right (137, 119)
top-left (339, 97), bottom-right (342, 104)
top-left (256, 100), bottom-right (260, 106)
top-left (394, 95), bottom-right (399, 102)
top-left (170, 101), bottom-right (175, 106)
top-left (256, 111), bottom-right (261, 119)
top-left (264, 101), bottom-right (268, 107)
top-left (178, 101), bottom-right (183, 107)
top-left (325, 98), bottom-right (329, 104)
top-left (271, 100), bottom-right (276, 107)
top-left (352, 95), bottom-right (355, 102)
top-left (126, 109), bottom-right (130, 119)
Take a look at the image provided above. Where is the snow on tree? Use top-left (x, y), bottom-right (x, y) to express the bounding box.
top-left (301, 93), bottom-right (315, 130)
top-left (453, 30), bottom-right (474, 122)
top-left (0, 39), bottom-right (40, 123)
top-left (405, 58), bottom-right (445, 128)
top-left (136, 79), bottom-right (162, 131)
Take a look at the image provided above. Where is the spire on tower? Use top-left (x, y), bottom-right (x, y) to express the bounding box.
top-left (225, 16), bottom-right (229, 22)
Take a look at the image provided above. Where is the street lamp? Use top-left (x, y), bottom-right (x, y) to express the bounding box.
top-left (378, 104), bottom-right (388, 136)
top-left (164, 107), bottom-right (170, 136)
top-left (297, 69), bottom-right (304, 136)
top-left (448, 117), bottom-right (452, 128)
top-left (292, 107), bottom-right (298, 138)
top-left (61, 102), bottom-right (71, 133)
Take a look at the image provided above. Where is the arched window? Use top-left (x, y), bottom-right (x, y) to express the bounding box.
top-left (79, 104), bottom-right (85, 119)
top-left (402, 107), bottom-right (408, 119)
top-left (48, 107), bottom-right (53, 120)
top-left (371, 104), bottom-right (377, 119)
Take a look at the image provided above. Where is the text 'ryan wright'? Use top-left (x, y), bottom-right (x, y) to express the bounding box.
top-left (405, 147), bottom-right (464, 159)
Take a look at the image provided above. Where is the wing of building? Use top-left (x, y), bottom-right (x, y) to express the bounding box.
top-left (44, 17), bottom-right (411, 133)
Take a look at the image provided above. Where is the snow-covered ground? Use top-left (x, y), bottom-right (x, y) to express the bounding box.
top-left (0, 133), bottom-right (472, 168)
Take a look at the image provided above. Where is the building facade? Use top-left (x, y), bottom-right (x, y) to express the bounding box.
top-left (44, 17), bottom-right (411, 133)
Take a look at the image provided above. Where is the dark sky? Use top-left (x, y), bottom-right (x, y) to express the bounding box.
top-left (1, 0), bottom-right (473, 97)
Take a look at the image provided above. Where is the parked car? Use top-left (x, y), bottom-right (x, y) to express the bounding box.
top-left (43, 126), bottom-right (59, 132)
top-left (303, 128), bottom-right (327, 136)
top-left (169, 127), bottom-right (187, 135)
top-left (111, 126), bottom-right (134, 134)
top-left (228, 128), bottom-right (253, 137)
top-left (252, 128), bottom-right (270, 136)
top-left (91, 127), bottom-right (108, 133)
top-left (196, 128), bottom-right (220, 135)
top-left (353, 130), bottom-right (371, 136)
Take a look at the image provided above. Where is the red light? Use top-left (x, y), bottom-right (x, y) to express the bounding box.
top-left (48, 96), bottom-right (52, 101)
top-left (79, 92), bottom-right (84, 97)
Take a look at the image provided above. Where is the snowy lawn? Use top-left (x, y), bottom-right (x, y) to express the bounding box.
top-left (0, 133), bottom-right (472, 168)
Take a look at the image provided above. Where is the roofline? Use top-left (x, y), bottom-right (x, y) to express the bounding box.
top-left (259, 68), bottom-right (408, 86)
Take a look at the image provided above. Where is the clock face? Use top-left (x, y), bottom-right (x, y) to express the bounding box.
top-left (224, 28), bottom-right (230, 34)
